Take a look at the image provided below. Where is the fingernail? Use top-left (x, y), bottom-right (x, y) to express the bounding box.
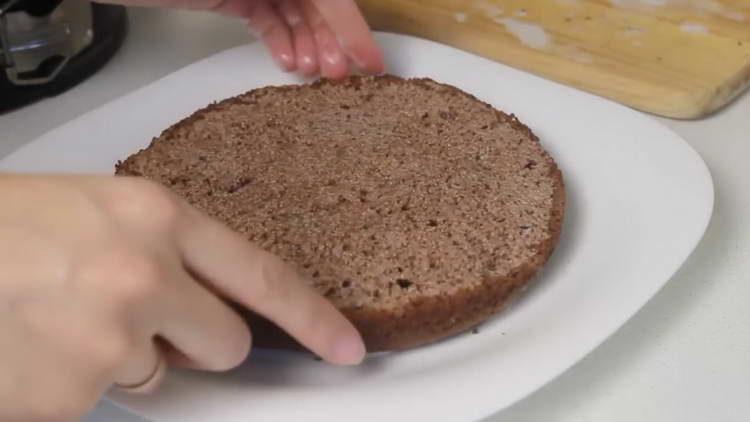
top-left (300, 55), bottom-right (314, 67)
top-left (322, 48), bottom-right (343, 67)
top-left (299, 55), bottom-right (318, 75)
top-left (349, 50), bottom-right (369, 70)
top-left (332, 334), bottom-right (366, 365)
top-left (275, 53), bottom-right (295, 72)
top-left (285, 13), bottom-right (303, 27)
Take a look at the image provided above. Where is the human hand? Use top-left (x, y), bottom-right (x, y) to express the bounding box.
top-left (100, 0), bottom-right (385, 79)
top-left (0, 175), bottom-right (364, 421)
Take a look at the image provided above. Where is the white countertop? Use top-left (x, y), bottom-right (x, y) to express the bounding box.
top-left (1, 7), bottom-right (748, 422)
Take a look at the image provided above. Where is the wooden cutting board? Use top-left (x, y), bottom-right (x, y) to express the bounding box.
top-left (356, 0), bottom-right (750, 119)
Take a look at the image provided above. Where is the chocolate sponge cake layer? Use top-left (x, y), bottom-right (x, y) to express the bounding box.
top-left (116, 75), bottom-right (565, 352)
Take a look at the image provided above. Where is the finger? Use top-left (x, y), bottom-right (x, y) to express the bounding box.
top-left (176, 207), bottom-right (365, 365)
top-left (224, 0), bottom-right (296, 71)
top-left (300, 0), bottom-right (348, 79)
top-left (309, 0), bottom-right (384, 73)
top-left (157, 265), bottom-right (252, 372)
top-left (279, 0), bottom-right (319, 76)
top-left (114, 340), bottom-right (166, 395)
top-left (160, 341), bottom-right (201, 369)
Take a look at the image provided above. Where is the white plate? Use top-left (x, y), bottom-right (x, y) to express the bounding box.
top-left (0, 33), bottom-right (713, 422)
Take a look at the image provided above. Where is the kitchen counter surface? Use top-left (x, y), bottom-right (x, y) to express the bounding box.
top-left (1, 7), bottom-right (747, 422)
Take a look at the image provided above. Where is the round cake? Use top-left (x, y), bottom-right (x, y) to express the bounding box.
top-left (115, 75), bottom-right (565, 352)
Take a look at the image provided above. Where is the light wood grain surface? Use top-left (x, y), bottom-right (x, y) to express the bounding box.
top-left (357, 0), bottom-right (750, 118)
